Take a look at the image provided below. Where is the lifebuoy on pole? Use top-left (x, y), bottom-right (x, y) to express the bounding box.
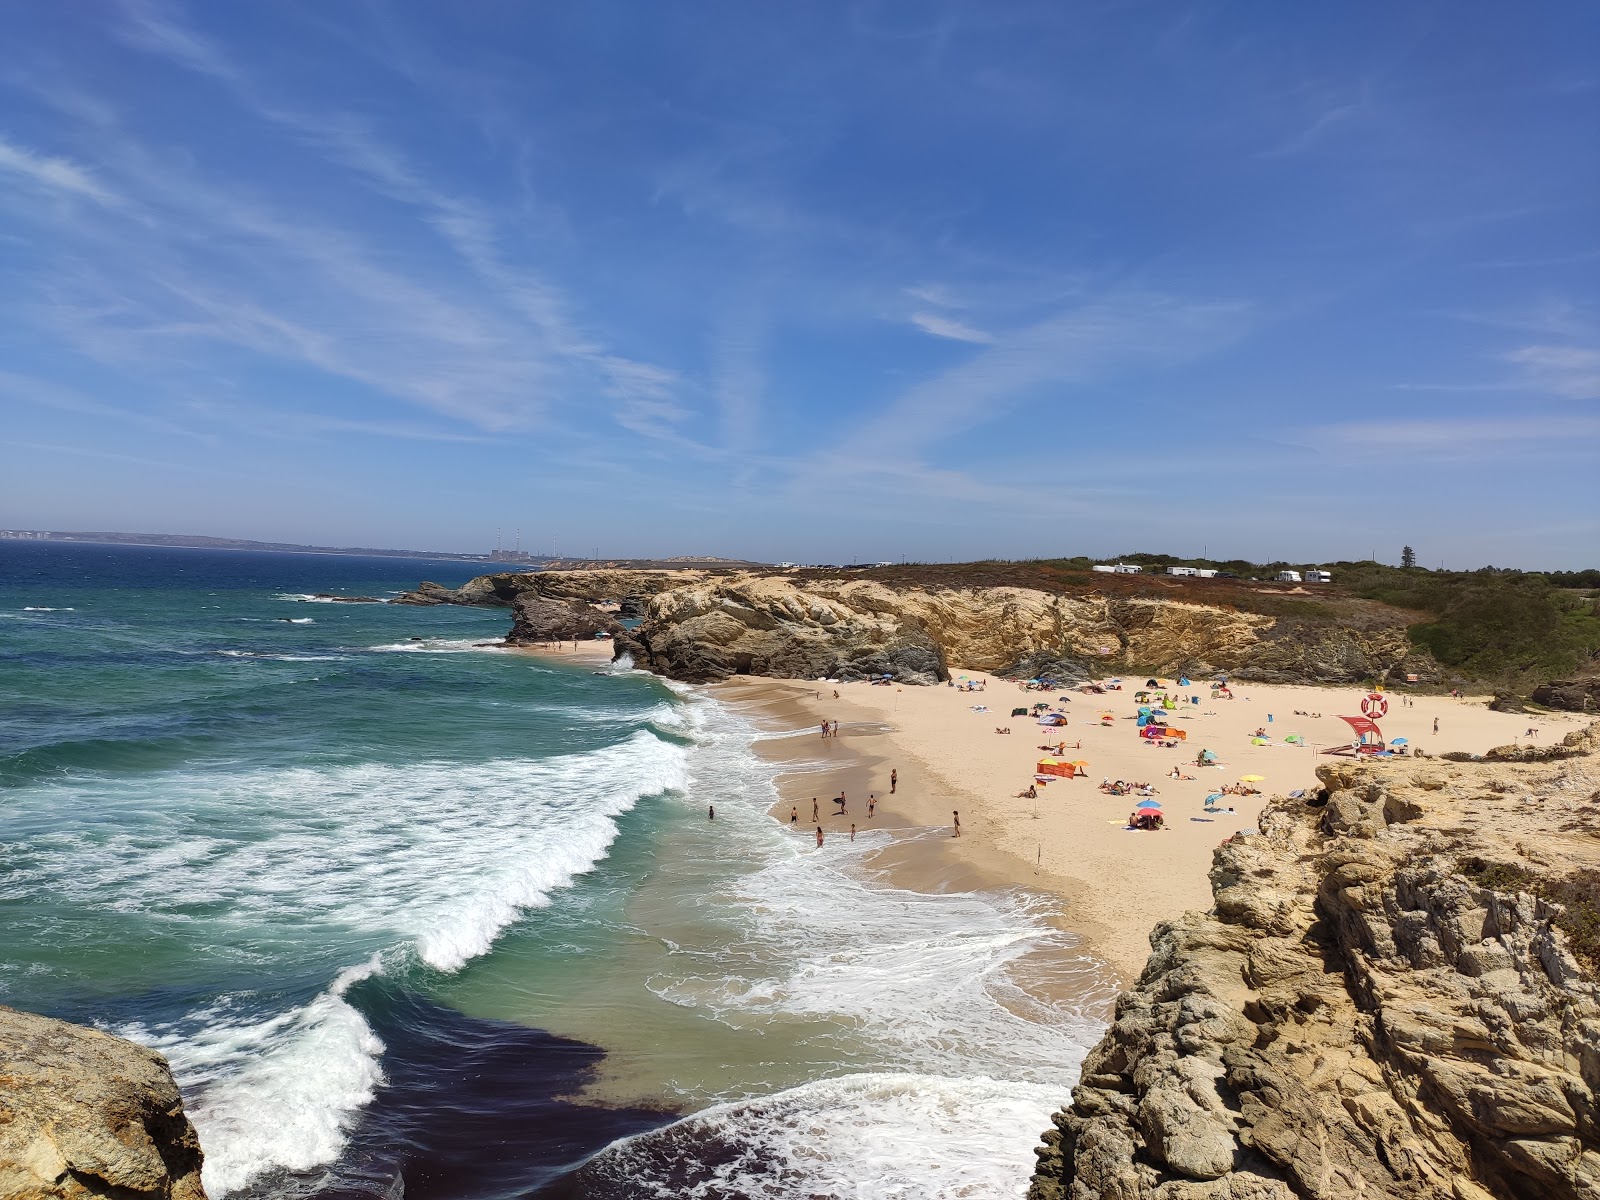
top-left (1361, 693), bottom-right (1388, 719)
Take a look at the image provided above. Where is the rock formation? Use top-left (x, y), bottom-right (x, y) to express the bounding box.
top-left (399, 568), bottom-right (1433, 686)
top-left (506, 593), bottom-right (624, 645)
top-left (1029, 725), bottom-right (1600, 1200)
top-left (1532, 670), bottom-right (1600, 714)
top-left (613, 575), bottom-right (1422, 686)
top-left (392, 570), bottom-right (694, 608)
top-left (0, 1006), bottom-right (207, 1200)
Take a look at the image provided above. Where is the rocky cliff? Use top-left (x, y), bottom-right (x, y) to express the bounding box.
top-left (616, 575), bottom-right (1428, 685)
top-left (0, 1006), bottom-right (207, 1200)
top-left (400, 569), bottom-right (1433, 686)
top-left (1029, 725), bottom-right (1600, 1200)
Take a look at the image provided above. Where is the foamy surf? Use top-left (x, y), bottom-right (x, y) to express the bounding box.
top-left (22, 733), bottom-right (691, 1195)
top-left (365, 637), bottom-right (508, 654)
top-left (124, 962), bottom-right (386, 1198)
top-left (583, 1072), bottom-right (1070, 1199)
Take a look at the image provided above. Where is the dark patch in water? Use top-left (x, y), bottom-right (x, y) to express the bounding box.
top-left (263, 983), bottom-right (676, 1200)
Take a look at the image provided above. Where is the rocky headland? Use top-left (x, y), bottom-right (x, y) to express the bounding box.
top-left (397, 569), bottom-right (1436, 686)
top-left (0, 1006), bottom-right (207, 1200)
top-left (1029, 724), bottom-right (1600, 1200)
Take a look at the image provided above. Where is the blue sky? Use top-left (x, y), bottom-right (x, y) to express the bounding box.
top-left (1, 2), bottom-right (1595, 566)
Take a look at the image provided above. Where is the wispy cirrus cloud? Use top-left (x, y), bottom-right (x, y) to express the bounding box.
top-left (1317, 415), bottom-right (1600, 460)
top-left (835, 290), bottom-right (1250, 460)
top-left (105, 0), bottom-right (686, 439)
top-left (909, 312), bottom-right (995, 344)
top-left (1505, 344), bottom-right (1600, 400)
top-left (0, 134), bottom-right (118, 205)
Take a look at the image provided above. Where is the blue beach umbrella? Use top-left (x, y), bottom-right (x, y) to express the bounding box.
top-left (1136, 799), bottom-right (1162, 809)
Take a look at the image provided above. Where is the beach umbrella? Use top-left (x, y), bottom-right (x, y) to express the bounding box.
top-left (1391, 737), bottom-right (1409, 745)
top-left (1136, 799), bottom-right (1162, 809)
top-left (1070, 760), bottom-right (1089, 767)
top-left (1240, 774), bottom-right (1265, 782)
top-left (1205, 793), bottom-right (1223, 803)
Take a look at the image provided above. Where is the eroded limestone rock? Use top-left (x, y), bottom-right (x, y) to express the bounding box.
top-left (1030, 725), bottom-right (1600, 1200)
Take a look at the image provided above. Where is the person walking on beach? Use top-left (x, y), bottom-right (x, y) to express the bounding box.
top-left (708, 804), bottom-right (715, 821)
top-left (790, 805), bottom-right (798, 825)
top-left (952, 810), bottom-right (961, 838)
top-left (890, 768), bottom-right (897, 794)
top-left (833, 792), bottom-right (847, 814)
top-left (867, 794), bottom-right (876, 819)
top-left (850, 823), bottom-right (856, 842)
top-left (811, 797), bottom-right (819, 822)
top-left (820, 721), bottom-right (829, 739)
top-left (831, 720), bottom-right (840, 737)
top-left (1433, 717), bottom-right (1440, 734)
top-left (815, 826), bottom-right (824, 848)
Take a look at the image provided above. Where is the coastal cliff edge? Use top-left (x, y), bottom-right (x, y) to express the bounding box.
top-left (1028, 725), bottom-right (1600, 1200)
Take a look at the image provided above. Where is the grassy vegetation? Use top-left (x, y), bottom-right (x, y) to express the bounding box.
top-left (1458, 857), bottom-right (1600, 977)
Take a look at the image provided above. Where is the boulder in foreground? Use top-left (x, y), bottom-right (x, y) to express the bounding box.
top-left (0, 1006), bottom-right (206, 1200)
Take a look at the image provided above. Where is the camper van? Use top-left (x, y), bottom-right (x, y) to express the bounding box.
top-left (1114, 563), bottom-right (1143, 574)
top-left (1304, 570), bottom-right (1332, 583)
top-left (1091, 564), bottom-right (1116, 574)
top-left (1166, 566), bottom-right (1197, 577)
top-left (1275, 570), bottom-right (1303, 583)
top-left (1195, 569), bottom-right (1218, 579)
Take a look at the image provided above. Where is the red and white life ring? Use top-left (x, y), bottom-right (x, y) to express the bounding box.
top-left (1360, 693), bottom-right (1388, 718)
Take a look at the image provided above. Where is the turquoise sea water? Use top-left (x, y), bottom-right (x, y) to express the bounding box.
top-left (1, 543), bottom-right (1112, 1200)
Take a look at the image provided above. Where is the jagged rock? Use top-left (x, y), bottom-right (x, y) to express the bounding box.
top-left (409, 569), bottom-right (1429, 687)
top-left (393, 570), bottom-right (692, 608)
top-left (1030, 724), bottom-right (1600, 1200)
top-left (1531, 674), bottom-right (1600, 713)
top-left (1000, 652), bottom-right (1092, 685)
top-left (506, 594), bottom-right (623, 644)
top-left (0, 1006), bottom-right (207, 1200)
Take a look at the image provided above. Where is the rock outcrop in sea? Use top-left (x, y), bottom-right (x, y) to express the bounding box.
top-left (0, 1006), bottom-right (207, 1200)
top-left (1029, 725), bottom-right (1600, 1200)
top-left (398, 569), bottom-right (1432, 687)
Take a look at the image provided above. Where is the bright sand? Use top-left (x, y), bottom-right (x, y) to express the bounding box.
top-left (717, 672), bottom-right (1585, 984)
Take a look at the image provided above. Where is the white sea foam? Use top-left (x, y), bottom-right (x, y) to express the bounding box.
top-left (588, 1072), bottom-right (1070, 1199)
top-left (22, 606), bottom-right (75, 611)
top-left (617, 693), bottom-right (1113, 1195)
top-left (24, 733), bottom-right (690, 1195)
top-left (216, 650), bottom-right (349, 662)
top-left (364, 637), bottom-right (508, 654)
top-left (127, 963), bottom-right (386, 1197)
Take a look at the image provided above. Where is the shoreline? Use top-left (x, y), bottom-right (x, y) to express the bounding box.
top-left (713, 672), bottom-right (1585, 984)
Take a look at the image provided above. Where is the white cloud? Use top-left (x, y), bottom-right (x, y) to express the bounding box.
top-left (1317, 415), bottom-right (1600, 459)
top-left (0, 134), bottom-right (117, 205)
top-left (836, 290), bottom-right (1250, 459)
top-left (1504, 344), bottom-right (1600, 400)
top-left (910, 312), bottom-right (995, 344)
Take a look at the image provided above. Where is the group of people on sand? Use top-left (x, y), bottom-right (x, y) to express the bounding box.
top-left (819, 720), bottom-right (841, 738)
top-left (1100, 778), bottom-right (1159, 797)
top-left (790, 767), bottom-right (903, 847)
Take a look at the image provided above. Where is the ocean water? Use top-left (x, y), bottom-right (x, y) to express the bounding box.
top-left (0, 542), bottom-right (1113, 1200)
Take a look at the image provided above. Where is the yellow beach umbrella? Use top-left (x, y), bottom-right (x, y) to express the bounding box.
top-left (1240, 774), bottom-right (1265, 782)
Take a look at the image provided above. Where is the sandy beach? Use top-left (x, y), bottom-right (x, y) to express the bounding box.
top-left (718, 672), bottom-right (1585, 984)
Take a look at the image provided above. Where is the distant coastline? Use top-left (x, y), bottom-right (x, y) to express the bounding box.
top-left (0, 529), bottom-right (496, 561)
